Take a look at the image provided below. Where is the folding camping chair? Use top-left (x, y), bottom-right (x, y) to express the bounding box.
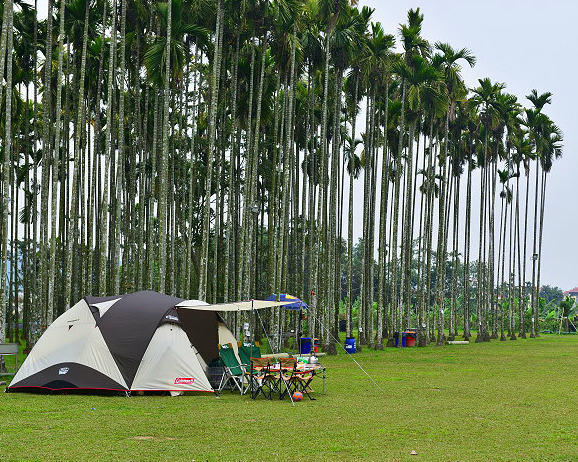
top-left (278, 357), bottom-right (297, 400)
top-left (217, 343), bottom-right (246, 394)
top-left (281, 358), bottom-right (316, 401)
top-left (248, 357), bottom-right (279, 400)
top-left (238, 341), bottom-right (261, 368)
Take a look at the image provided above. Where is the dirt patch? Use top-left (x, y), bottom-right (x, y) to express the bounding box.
top-left (131, 436), bottom-right (177, 441)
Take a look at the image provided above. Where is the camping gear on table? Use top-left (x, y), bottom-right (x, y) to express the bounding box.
top-left (277, 358), bottom-right (323, 401)
top-left (308, 355), bottom-right (320, 365)
top-left (8, 291), bottom-right (291, 395)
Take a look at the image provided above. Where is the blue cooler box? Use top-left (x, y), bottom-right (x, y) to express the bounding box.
top-left (299, 337), bottom-right (312, 354)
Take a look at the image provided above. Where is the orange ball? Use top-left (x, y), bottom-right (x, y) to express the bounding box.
top-left (292, 391), bottom-right (303, 401)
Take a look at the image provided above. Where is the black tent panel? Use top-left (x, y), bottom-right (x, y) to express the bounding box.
top-left (7, 362), bottom-right (127, 392)
top-left (96, 291), bottom-right (184, 388)
top-left (159, 307), bottom-right (183, 327)
top-left (176, 308), bottom-right (219, 365)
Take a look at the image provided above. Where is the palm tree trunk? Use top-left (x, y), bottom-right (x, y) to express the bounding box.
top-left (535, 169), bottom-right (547, 336)
top-left (29, 0), bottom-right (39, 346)
top-left (449, 174), bottom-right (460, 341)
top-left (346, 75), bottom-right (358, 339)
top-left (521, 167), bottom-right (530, 337)
top-left (496, 185), bottom-right (509, 342)
top-left (158, 0), bottom-right (173, 293)
top-left (38, 0), bottom-right (54, 324)
top-left (98, 0), bottom-right (118, 295)
top-left (244, 33), bottom-right (269, 299)
top-left (64, 0), bottom-right (90, 308)
top-left (359, 94), bottom-right (372, 346)
top-left (48, 0), bottom-right (68, 315)
top-left (476, 133), bottom-right (488, 342)
top-left (199, 0), bottom-right (223, 300)
top-left (530, 157), bottom-right (540, 337)
top-left (114, 0), bottom-right (129, 294)
top-left (0, 0), bottom-right (14, 342)
top-left (489, 159), bottom-right (498, 340)
top-left (326, 66), bottom-right (343, 354)
top-left (403, 119), bottom-right (416, 340)
top-left (391, 80), bottom-right (406, 347)
top-left (225, 30), bottom-right (240, 302)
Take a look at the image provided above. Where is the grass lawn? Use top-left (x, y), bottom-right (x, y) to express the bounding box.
top-left (1, 335), bottom-right (578, 461)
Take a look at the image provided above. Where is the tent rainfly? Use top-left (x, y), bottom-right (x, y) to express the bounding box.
top-left (6, 291), bottom-right (251, 394)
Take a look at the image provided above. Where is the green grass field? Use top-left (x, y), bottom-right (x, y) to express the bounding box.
top-left (1, 335), bottom-right (578, 462)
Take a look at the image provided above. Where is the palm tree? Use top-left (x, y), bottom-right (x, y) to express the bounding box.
top-left (63, 0), bottom-right (90, 310)
top-left (98, 0), bottom-right (118, 295)
top-left (0, 0), bottom-right (15, 343)
top-left (471, 77), bottom-right (503, 342)
top-left (0, 2), bottom-right (564, 356)
top-left (198, 0), bottom-right (223, 301)
top-left (357, 18), bottom-right (393, 348)
top-left (524, 89), bottom-right (552, 337)
top-left (431, 42), bottom-right (474, 344)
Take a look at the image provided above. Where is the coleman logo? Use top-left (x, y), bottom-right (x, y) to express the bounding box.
top-left (59, 367), bottom-right (70, 375)
top-left (174, 377), bottom-right (195, 385)
top-left (165, 315), bottom-right (179, 322)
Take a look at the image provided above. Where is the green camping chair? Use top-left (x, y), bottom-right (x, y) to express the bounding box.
top-left (217, 343), bottom-right (246, 394)
top-left (238, 341), bottom-right (261, 367)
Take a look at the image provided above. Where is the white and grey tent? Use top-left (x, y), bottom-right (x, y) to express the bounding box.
top-left (7, 291), bottom-right (240, 394)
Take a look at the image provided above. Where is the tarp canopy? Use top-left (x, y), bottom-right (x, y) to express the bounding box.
top-left (264, 293), bottom-right (308, 310)
top-left (176, 299), bottom-right (294, 312)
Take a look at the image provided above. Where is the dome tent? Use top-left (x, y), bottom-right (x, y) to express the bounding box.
top-left (7, 291), bottom-right (237, 395)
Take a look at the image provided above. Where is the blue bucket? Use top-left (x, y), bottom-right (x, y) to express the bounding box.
top-left (344, 337), bottom-right (356, 354)
top-left (299, 338), bottom-right (312, 354)
top-left (394, 332), bottom-right (407, 347)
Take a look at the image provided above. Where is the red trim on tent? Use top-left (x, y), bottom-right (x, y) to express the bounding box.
top-left (130, 389), bottom-right (215, 393)
top-left (8, 386), bottom-right (127, 391)
top-left (8, 386), bottom-right (214, 393)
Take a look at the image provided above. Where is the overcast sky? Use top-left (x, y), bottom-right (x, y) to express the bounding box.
top-left (353, 0), bottom-right (577, 291)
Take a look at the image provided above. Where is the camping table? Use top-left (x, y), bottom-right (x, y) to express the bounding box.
top-left (269, 363), bottom-right (326, 396)
top-left (0, 343), bottom-right (18, 377)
